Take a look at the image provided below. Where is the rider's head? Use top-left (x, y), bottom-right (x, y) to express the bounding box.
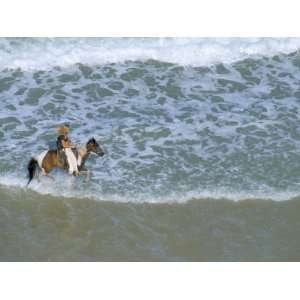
top-left (56, 124), bottom-right (70, 137)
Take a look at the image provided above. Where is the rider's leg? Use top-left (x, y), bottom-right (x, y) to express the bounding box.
top-left (64, 148), bottom-right (79, 176)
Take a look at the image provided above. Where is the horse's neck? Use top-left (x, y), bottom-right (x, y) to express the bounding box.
top-left (77, 145), bottom-right (90, 165)
top-left (77, 144), bottom-right (87, 156)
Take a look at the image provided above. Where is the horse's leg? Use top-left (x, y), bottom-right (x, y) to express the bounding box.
top-left (42, 168), bottom-right (55, 181)
top-left (45, 173), bottom-right (55, 181)
top-left (84, 169), bottom-right (91, 182)
top-left (78, 169), bottom-right (91, 182)
top-left (37, 170), bottom-right (41, 182)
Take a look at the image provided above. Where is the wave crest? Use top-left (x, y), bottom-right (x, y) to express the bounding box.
top-left (1, 37), bottom-right (300, 70)
top-left (0, 175), bottom-right (299, 203)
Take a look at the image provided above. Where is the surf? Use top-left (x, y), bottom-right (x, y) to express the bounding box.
top-left (1, 37), bottom-right (300, 70)
top-left (1, 38), bottom-right (300, 204)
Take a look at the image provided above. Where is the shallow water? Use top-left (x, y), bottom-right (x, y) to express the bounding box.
top-left (1, 38), bottom-right (300, 260)
top-left (1, 185), bottom-right (299, 261)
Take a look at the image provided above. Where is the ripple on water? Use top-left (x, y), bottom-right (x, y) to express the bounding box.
top-left (1, 49), bottom-right (300, 201)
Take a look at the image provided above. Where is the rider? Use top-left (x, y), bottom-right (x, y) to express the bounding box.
top-left (56, 124), bottom-right (79, 176)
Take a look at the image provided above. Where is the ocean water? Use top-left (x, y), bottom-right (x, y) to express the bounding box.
top-left (0, 37), bottom-right (300, 261)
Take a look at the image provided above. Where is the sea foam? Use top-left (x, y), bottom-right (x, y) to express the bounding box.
top-left (0, 37), bottom-right (300, 70)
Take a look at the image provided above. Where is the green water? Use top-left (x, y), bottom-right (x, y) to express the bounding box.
top-left (1, 186), bottom-right (299, 261)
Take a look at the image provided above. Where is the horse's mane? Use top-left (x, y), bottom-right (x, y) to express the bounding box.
top-left (87, 137), bottom-right (96, 144)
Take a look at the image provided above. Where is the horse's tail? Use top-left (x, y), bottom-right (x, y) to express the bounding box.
top-left (27, 158), bottom-right (38, 186)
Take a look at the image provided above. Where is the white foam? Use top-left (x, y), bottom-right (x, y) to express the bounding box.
top-left (1, 38), bottom-right (300, 203)
top-left (0, 174), bottom-right (299, 203)
top-left (0, 175), bottom-right (27, 188)
top-left (1, 38), bottom-right (300, 70)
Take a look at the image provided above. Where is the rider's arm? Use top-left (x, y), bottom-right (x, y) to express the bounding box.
top-left (57, 135), bottom-right (64, 150)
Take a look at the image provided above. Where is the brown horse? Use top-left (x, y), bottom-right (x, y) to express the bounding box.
top-left (27, 137), bottom-right (105, 185)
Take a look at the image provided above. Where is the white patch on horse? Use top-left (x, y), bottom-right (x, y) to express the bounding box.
top-left (77, 155), bottom-right (82, 167)
top-left (35, 150), bottom-right (48, 169)
top-left (64, 148), bottom-right (79, 175)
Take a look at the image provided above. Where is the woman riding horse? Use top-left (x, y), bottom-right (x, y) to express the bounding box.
top-left (56, 124), bottom-right (79, 176)
top-left (27, 136), bottom-right (105, 185)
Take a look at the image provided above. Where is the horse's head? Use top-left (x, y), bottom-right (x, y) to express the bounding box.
top-left (86, 137), bottom-right (105, 156)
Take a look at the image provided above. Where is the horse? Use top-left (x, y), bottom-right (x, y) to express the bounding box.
top-left (27, 137), bottom-right (105, 185)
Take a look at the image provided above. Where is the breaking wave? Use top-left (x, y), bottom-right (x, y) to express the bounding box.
top-left (1, 37), bottom-right (300, 70)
